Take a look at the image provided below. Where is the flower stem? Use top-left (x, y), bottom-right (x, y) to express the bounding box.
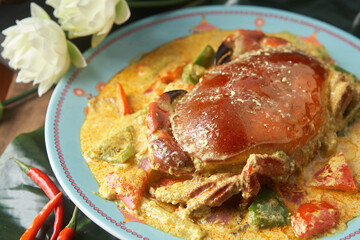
top-left (2, 85), bottom-right (38, 106)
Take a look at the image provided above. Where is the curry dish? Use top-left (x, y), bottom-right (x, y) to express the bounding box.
top-left (80, 29), bottom-right (360, 239)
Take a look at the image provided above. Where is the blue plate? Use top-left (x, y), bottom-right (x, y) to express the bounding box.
top-left (45, 5), bottom-right (360, 240)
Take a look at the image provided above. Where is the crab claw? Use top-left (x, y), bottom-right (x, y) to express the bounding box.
top-left (148, 130), bottom-right (194, 175)
top-left (214, 29), bottom-right (288, 65)
top-left (147, 90), bottom-right (194, 175)
top-left (214, 40), bottom-right (233, 66)
top-left (214, 29), bottom-right (264, 65)
top-left (165, 89), bottom-right (188, 103)
top-left (147, 90), bottom-right (187, 134)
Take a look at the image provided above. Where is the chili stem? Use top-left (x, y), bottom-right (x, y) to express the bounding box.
top-left (56, 206), bottom-right (78, 240)
top-left (67, 206), bottom-right (78, 230)
top-left (2, 86), bottom-right (38, 106)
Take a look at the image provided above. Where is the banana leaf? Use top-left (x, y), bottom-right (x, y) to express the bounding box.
top-left (0, 127), bottom-right (118, 240)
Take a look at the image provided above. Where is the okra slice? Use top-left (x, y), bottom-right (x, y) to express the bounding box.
top-left (248, 187), bottom-right (289, 228)
top-left (86, 125), bottom-right (135, 163)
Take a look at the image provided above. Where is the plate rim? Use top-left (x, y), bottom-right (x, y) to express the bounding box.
top-left (45, 4), bottom-right (360, 240)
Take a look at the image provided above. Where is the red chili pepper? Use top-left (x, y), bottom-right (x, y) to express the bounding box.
top-left (13, 158), bottom-right (64, 240)
top-left (20, 192), bottom-right (63, 240)
top-left (57, 206), bottom-right (78, 240)
top-left (117, 82), bottom-right (133, 115)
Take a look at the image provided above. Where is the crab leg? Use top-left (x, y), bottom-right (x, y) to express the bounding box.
top-left (240, 152), bottom-right (296, 200)
top-left (152, 152), bottom-right (296, 218)
top-left (152, 173), bottom-right (242, 218)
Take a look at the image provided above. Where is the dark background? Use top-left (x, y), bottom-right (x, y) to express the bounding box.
top-left (1, 0), bottom-right (360, 54)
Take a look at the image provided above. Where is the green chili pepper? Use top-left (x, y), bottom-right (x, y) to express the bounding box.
top-left (193, 45), bottom-right (215, 68)
top-left (248, 187), bottom-right (289, 228)
top-left (182, 45), bottom-right (215, 85)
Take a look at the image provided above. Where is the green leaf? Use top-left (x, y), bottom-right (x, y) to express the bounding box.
top-left (0, 127), bottom-right (117, 240)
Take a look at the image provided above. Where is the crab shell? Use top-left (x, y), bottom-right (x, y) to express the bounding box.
top-left (171, 47), bottom-right (328, 162)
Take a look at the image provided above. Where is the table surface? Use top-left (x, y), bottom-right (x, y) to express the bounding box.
top-left (0, 75), bottom-right (53, 154)
top-left (0, 0), bottom-right (359, 154)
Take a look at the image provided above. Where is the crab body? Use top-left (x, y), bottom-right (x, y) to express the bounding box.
top-left (145, 29), bottom-right (358, 216)
top-left (172, 49), bottom-right (327, 162)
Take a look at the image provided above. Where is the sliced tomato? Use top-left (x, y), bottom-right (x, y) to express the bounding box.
top-left (291, 200), bottom-right (339, 239)
top-left (118, 196), bottom-right (138, 210)
top-left (106, 168), bottom-right (147, 210)
top-left (310, 153), bottom-right (357, 192)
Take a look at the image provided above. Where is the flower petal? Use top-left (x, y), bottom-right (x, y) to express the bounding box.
top-left (31, 3), bottom-right (51, 20)
top-left (17, 70), bottom-right (35, 83)
top-left (115, 0), bottom-right (130, 25)
top-left (38, 79), bottom-right (54, 96)
top-left (1, 14), bottom-right (71, 96)
top-left (91, 32), bottom-right (107, 48)
top-left (67, 40), bottom-right (87, 68)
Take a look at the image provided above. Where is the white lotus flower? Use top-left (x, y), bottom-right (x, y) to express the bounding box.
top-left (1, 3), bottom-right (86, 96)
top-left (46, 0), bottom-right (130, 47)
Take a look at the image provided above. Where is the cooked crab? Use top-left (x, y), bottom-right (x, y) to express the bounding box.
top-left (145, 29), bottom-right (360, 218)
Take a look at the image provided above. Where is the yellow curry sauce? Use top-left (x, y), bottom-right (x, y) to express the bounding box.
top-left (80, 30), bottom-right (360, 239)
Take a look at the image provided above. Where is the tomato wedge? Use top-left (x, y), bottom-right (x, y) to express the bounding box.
top-left (106, 168), bottom-right (147, 210)
top-left (291, 200), bottom-right (339, 239)
top-left (310, 153), bottom-right (357, 192)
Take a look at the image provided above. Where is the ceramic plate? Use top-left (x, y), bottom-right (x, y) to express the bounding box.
top-left (45, 5), bottom-right (360, 240)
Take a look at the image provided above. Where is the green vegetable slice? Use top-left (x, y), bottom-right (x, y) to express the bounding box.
top-left (86, 125), bottom-right (135, 163)
top-left (193, 44), bottom-right (215, 68)
top-left (248, 187), bottom-right (289, 228)
top-left (182, 63), bottom-right (207, 84)
top-left (182, 45), bottom-right (215, 84)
